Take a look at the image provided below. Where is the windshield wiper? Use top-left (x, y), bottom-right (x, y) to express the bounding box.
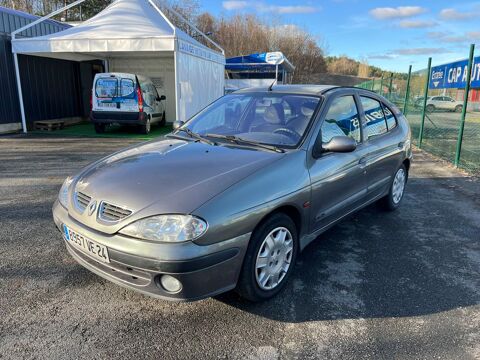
top-left (174, 128), bottom-right (216, 146)
top-left (205, 134), bottom-right (285, 153)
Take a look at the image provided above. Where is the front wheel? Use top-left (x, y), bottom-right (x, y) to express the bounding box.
top-left (455, 105), bottom-right (463, 113)
top-left (236, 213), bottom-right (298, 302)
top-left (380, 164), bottom-right (407, 211)
top-left (94, 123), bottom-right (106, 134)
top-left (159, 111), bottom-right (166, 127)
top-left (426, 104), bottom-right (435, 113)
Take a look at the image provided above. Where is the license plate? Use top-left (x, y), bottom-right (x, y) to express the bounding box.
top-left (63, 224), bottom-right (110, 263)
top-left (99, 102), bottom-right (117, 108)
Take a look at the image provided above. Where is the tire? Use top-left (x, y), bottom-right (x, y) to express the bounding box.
top-left (159, 111), bottom-right (166, 127)
top-left (455, 105), bottom-right (463, 113)
top-left (94, 123), bottom-right (106, 134)
top-left (426, 104), bottom-right (435, 113)
top-left (140, 117), bottom-right (151, 134)
top-left (236, 213), bottom-right (299, 302)
top-left (380, 164), bottom-right (408, 211)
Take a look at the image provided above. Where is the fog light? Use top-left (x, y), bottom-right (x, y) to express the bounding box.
top-left (160, 275), bottom-right (182, 293)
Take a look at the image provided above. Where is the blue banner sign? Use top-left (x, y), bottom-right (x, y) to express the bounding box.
top-left (429, 56), bottom-right (480, 89)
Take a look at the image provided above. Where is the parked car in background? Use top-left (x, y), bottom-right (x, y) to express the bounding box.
top-left (91, 73), bottom-right (166, 134)
top-left (54, 85), bottom-right (412, 302)
top-left (417, 96), bottom-right (463, 113)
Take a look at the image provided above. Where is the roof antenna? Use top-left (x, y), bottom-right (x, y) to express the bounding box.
top-left (268, 80), bottom-right (276, 92)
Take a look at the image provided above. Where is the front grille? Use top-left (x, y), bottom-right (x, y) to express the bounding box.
top-left (99, 201), bottom-right (133, 222)
top-left (74, 191), bottom-right (91, 212)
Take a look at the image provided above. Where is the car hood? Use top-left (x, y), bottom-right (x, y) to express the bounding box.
top-left (70, 137), bottom-right (284, 232)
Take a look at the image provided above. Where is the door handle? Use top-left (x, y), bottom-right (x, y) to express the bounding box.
top-left (358, 157), bottom-right (367, 169)
top-left (398, 141), bottom-right (405, 149)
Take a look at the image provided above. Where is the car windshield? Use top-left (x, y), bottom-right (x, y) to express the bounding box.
top-left (182, 93), bottom-right (321, 148)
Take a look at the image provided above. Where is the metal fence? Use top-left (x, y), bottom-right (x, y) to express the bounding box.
top-left (357, 44), bottom-right (480, 175)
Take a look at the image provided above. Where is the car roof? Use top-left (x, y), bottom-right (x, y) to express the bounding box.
top-left (234, 84), bottom-right (339, 96)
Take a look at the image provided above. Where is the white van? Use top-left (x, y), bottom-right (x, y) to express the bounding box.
top-left (91, 73), bottom-right (166, 134)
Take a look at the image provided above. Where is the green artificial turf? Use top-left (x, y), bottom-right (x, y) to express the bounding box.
top-left (31, 122), bottom-right (172, 140)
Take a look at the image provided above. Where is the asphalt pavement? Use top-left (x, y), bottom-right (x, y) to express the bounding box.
top-left (0, 135), bottom-right (479, 360)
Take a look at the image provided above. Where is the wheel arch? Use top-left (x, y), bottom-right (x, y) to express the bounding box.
top-left (252, 204), bottom-right (303, 239)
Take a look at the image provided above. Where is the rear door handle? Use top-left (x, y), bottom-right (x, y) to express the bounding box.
top-left (359, 157), bottom-right (367, 169)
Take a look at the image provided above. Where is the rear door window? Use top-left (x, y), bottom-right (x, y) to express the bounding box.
top-left (360, 97), bottom-right (388, 140)
top-left (95, 78), bottom-right (118, 98)
top-left (120, 79), bottom-right (135, 97)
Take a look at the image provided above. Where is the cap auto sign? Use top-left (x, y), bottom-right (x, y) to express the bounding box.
top-left (429, 56), bottom-right (480, 89)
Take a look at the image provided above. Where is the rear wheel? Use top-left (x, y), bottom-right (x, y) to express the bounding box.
top-left (455, 105), bottom-right (463, 113)
top-left (140, 118), bottom-right (151, 134)
top-left (94, 123), bottom-right (106, 134)
top-left (159, 111), bottom-right (166, 127)
top-left (380, 164), bottom-right (407, 211)
top-left (236, 213), bottom-right (298, 302)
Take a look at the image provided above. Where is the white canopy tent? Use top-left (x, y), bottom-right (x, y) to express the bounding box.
top-left (11, 0), bottom-right (225, 132)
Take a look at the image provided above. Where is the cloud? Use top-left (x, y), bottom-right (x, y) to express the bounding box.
top-left (370, 47), bottom-right (453, 60)
top-left (439, 8), bottom-right (474, 20)
top-left (222, 1), bottom-right (248, 10)
top-left (399, 20), bottom-right (437, 28)
top-left (393, 47), bottom-right (452, 55)
top-left (370, 6), bottom-right (426, 20)
top-left (369, 54), bottom-right (396, 60)
top-left (467, 31), bottom-right (480, 40)
top-left (426, 31), bottom-right (466, 43)
top-left (222, 1), bottom-right (319, 14)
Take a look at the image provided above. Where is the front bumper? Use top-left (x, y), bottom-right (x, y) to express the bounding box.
top-left (53, 201), bottom-right (250, 301)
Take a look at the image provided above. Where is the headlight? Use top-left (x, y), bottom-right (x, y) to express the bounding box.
top-left (58, 177), bottom-right (73, 208)
top-left (119, 215), bottom-right (208, 243)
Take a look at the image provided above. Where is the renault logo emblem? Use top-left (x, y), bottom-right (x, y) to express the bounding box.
top-left (88, 200), bottom-right (97, 216)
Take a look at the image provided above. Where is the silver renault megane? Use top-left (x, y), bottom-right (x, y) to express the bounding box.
top-left (53, 85), bottom-right (412, 302)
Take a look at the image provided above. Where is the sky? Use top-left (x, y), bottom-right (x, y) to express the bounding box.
top-left (200, 0), bottom-right (480, 73)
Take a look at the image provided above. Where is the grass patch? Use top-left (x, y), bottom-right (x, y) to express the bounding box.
top-left (31, 122), bottom-right (172, 140)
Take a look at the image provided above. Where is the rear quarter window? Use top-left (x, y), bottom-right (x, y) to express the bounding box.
top-left (96, 78), bottom-right (117, 98)
top-left (382, 104), bottom-right (397, 130)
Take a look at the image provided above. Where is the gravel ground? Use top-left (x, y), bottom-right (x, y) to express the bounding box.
top-left (0, 135), bottom-right (479, 360)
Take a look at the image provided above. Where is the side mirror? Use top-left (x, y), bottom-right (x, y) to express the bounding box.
top-left (172, 120), bottom-right (184, 130)
top-left (323, 136), bottom-right (357, 153)
top-left (313, 136), bottom-right (356, 157)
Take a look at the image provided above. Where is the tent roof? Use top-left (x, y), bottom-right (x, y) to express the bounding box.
top-left (226, 52), bottom-right (295, 73)
top-left (12, 0), bottom-right (223, 63)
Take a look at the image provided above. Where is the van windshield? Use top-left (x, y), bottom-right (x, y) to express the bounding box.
top-left (96, 78), bottom-right (118, 98)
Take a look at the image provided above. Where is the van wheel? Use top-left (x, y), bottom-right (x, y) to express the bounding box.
top-left (236, 213), bottom-right (298, 302)
top-left (140, 118), bottom-right (151, 134)
top-left (380, 164), bottom-right (407, 211)
top-left (159, 111), bottom-right (166, 127)
top-left (94, 123), bottom-right (106, 134)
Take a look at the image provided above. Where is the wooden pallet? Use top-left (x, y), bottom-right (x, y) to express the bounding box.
top-left (34, 120), bottom-right (65, 131)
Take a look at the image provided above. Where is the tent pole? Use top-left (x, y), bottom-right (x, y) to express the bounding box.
top-left (11, 0), bottom-right (87, 39)
top-left (174, 51), bottom-right (180, 122)
top-left (150, 0), bottom-right (224, 55)
top-left (13, 52), bottom-right (27, 133)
